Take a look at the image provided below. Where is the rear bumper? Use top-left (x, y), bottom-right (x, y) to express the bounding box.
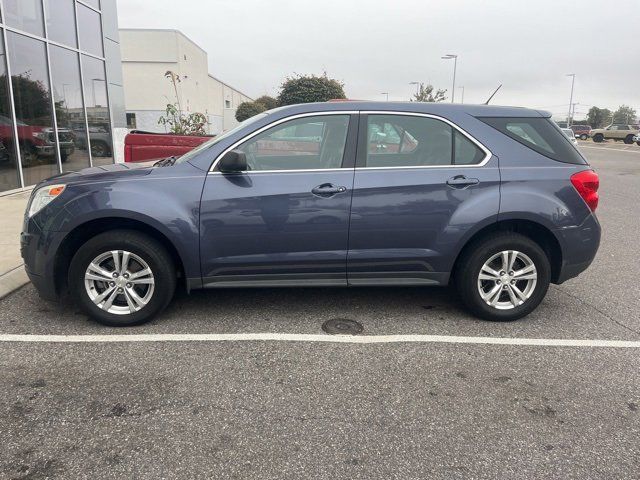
top-left (554, 213), bottom-right (601, 284)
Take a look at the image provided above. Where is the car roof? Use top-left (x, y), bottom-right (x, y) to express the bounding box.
top-left (265, 102), bottom-right (549, 119)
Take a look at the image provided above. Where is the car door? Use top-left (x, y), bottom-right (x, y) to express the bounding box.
top-left (347, 112), bottom-right (500, 285)
top-left (199, 112), bottom-right (357, 287)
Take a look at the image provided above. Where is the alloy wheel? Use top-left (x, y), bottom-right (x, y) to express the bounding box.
top-left (477, 250), bottom-right (537, 310)
top-left (84, 250), bottom-right (155, 315)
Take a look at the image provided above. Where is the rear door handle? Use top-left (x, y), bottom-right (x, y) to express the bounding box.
top-left (446, 175), bottom-right (479, 189)
top-left (311, 183), bottom-right (347, 197)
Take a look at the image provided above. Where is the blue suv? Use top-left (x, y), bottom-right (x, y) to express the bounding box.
top-left (21, 102), bottom-right (601, 326)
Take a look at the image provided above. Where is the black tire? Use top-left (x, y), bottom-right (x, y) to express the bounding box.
top-left (69, 230), bottom-right (176, 327)
top-left (593, 134), bottom-right (604, 143)
top-left (454, 232), bottom-right (551, 322)
top-left (623, 135), bottom-right (634, 145)
top-left (580, 134), bottom-right (588, 140)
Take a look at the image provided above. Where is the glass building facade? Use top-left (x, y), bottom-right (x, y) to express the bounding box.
top-left (0, 0), bottom-right (124, 193)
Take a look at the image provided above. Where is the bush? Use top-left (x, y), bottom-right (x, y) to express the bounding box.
top-left (255, 95), bottom-right (278, 110)
top-left (277, 74), bottom-right (346, 106)
top-left (235, 101), bottom-right (267, 122)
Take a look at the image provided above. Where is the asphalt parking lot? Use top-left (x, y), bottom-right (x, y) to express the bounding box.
top-left (1, 142), bottom-right (639, 479)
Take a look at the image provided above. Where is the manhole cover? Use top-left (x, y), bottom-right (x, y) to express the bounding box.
top-left (322, 318), bottom-right (364, 335)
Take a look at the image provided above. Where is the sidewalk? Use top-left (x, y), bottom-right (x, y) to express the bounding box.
top-left (0, 190), bottom-right (31, 299)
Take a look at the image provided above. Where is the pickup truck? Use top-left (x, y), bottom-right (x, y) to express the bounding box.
top-left (124, 130), bottom-right (213, 163)
top-left (589, 124), bottom-right (640, 144)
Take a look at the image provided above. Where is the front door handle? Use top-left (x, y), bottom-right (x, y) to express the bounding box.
top-left (446, 175), bottom-right (479, 189)
top-left (311, 183), bottom-right (347, 197)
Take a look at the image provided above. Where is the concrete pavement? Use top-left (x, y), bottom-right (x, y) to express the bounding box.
top-left (0, 190), bottom-right (30, 300)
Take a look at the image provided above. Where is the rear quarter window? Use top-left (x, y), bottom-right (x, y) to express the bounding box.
top-left (478, 117), bottom-right (587, 165)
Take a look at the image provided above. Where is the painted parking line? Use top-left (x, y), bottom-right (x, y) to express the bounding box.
top-left (0, 333), bottom-right (639, 348)
top-left (580, 145), bottom-right (640, 154)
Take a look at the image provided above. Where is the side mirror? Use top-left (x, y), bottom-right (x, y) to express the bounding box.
top-left (218, 149), bottom-right (247, 173)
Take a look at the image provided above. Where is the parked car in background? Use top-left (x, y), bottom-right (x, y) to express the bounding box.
top-left (22, 102), bottom-right (601, 327)
top-left (561, 128), bottom-right (579, 146)
top-left (570, 124), bottom-right (591, 140)
top-left (124, 130), bottom-right (212, 163)
top-left (589, 124), bottom-right (640, 143)
top-left (74, 126), bottom-right (113, 158)
top-left (0, 114), bottom-right (75, 165)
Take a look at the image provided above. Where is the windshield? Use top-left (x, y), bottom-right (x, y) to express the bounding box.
top-left (174, 112), bottom-right (270, 165)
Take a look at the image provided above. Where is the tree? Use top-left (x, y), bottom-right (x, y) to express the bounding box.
top-left (235, 101), bottom-right (266, 122)
top-left (411, 83), bottom-right (447, 103)
top-left (254, 95), bottom-right (278, 110)
top-left (157, 103), bottom-right (207, 135)
top-left (612, 105), bottom-right (637, 125)
top-left (277, 74), bottom-right (346, 106)
top-left (587, 107), bottom-right (612, 128)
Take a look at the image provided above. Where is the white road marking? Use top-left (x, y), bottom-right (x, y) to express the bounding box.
top-left (0, 333), bottom-right (639, 348)
top-left (581, 145), bottom-right (640, 154)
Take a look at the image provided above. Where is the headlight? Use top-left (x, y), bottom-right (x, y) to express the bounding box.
top-left (28, 184), bottom-right (66, 218)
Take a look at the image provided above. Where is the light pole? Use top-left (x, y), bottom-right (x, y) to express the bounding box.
top-left (381, 92), bottom-right (389, 101)
top-left (458, 86), bottom-right (465, 104)
top-left (409, 81), bottom-right (420, 99)
top-left (566, 74), bottom-right (575, 127)
top-left (442, 54), bottom-right (458, 103)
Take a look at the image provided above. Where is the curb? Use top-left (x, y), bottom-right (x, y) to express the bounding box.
top-left (0, 265), bottom-right (30, 300)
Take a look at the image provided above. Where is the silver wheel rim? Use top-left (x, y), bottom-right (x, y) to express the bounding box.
top-left (477, 250), bottom-right (537, 311)
top-left (84, 250), bottom-right (155, 315)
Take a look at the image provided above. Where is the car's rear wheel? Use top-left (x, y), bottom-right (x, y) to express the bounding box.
top-left (592, 133), bottom-right (604, 143)
top-left (580, 134), bottom-right (588, 140)
top-left (623, 135), bottom-right (634, 144)
top-left (455, 233), bottom-right (551, 321)
top-left (69, 230), bottom-right (176, 326)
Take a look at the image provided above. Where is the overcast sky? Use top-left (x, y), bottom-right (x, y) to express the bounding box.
top-left (117, 0), bottom-right (639, 120)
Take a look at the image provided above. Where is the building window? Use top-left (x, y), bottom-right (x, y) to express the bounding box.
top-left (2, 0), bottom-right (45, 37)
top-left (77, 4), bottom-right (104, 56)
top-left (225, 99), bottom-right (231, 108)
top-left (126, 113), bottom-right (137, 129)
top-left (82, 55), bottom-right (112, 166)
top-left (7, 32), bottom-right (59, 186)
top-left (44, 0), bottom-right (78, 48)
top-left (50, 45), bottom-right (91, 172)
top-left (0, 34), bottom-right (21, 192)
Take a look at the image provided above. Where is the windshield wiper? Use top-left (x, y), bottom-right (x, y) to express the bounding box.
top-left (154, 156), bottom-right (177, 167)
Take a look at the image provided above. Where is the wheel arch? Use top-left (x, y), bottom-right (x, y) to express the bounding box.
top-left (53, 217), bottom-right (187, 296)
top-left (451, 219), bottom-right (563, 283)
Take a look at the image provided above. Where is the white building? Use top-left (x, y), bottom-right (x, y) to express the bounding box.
top-left (120, 29), bottom-right (253, 135)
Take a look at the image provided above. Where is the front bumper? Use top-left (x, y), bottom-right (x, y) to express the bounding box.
top-left (21, 225), bottom-right (64, 301)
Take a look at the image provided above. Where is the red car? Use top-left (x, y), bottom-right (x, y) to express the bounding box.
top-left (570, 124), bottom-right (592, 140)
top-left (124, 130), bottom-right (213, 163)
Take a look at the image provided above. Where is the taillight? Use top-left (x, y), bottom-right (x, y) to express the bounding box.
top-left (571, 169), bottom-right (599, 212)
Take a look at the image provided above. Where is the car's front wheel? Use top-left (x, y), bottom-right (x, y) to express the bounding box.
top-left (455, 233), bottom-right (551, 321)
top-left (580, 134), bottom-right (588, 140)
top-left (624, 135), bottom-right (635, 145)
top-left (592, 134), bottom-right (604, 142)
top-left (69, 230), bottom-right (176, 326)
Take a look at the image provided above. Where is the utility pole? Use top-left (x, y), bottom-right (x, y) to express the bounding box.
top-left (409, 81), bottom-right (420, 99)
top-left (442, 54), bottom-right (458, 103)
top-left (381, 92), bottom-right (389, 101)
top-left (458, 86), bottom-right (465, 104)
top-left (566, 74), bottom-right (575, 127)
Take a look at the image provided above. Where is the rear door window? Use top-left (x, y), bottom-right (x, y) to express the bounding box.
top-left (478, 117), bottom-right (587, 164)
top-left (362, 114), bottom-right (487, 167)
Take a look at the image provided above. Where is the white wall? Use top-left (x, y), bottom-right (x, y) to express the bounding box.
top-left (120, 29), bottom-right (252, 135)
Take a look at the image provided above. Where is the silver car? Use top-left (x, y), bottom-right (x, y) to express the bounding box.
top-left (561, 128), bottom-right (579, 146)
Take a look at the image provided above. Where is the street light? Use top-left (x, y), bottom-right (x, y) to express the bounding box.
top-left (380, 92), bottom-right (389, 101)
top-left (409, 81), bottom-right (420, 98)
top-left (458, 86), bottom-right (465, 104)
top-left (441, 54), bottom-right (458, 103)
top-left (566, 74), bottom-right (575, 127)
